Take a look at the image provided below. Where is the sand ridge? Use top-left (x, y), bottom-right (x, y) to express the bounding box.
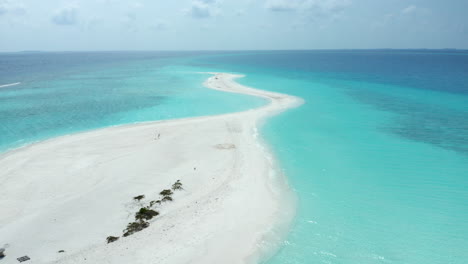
top-left (0, 73), bottom-right (303, 264)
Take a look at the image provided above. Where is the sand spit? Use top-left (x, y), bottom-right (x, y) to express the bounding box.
top-left (0, 73), bottom-right (303, 264)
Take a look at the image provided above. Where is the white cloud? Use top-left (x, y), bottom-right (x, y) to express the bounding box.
top-left (51, 6), bottom-right (78, 25)
top-left (401, 5), bottom-right (417, 15)
top-left (265, 0), bottom-right (300, 12)
top-left (372, 5), bottom-right (431, 30)
top-left (190, 2), bottom-right (211, 18)
top-left (131, 2), bottom-right (143, 9)
top-left (186, 0), bottom-right (220, 19)
top-left (0, 0), bottom-right (26, 16)
top-left (265, 0), bottom-right (351, 19)
top-left (122, 12), bottom-right (138, 32)
top-left (308, 0), bottom-right (350, 12)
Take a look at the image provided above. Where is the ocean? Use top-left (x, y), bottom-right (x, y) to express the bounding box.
top-left (1, 50), bottom-right (467, 264)
top-left (0, 51), bottom-right (266, 152)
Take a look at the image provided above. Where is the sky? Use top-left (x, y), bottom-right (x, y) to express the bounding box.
top-left (0, 0), bottom-right (467, 51)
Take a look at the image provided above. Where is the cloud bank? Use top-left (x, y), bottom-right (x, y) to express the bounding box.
top-left (187, 0), bottom-right (220, 19)
top-left (51, 6), bottom-right (78, 25)
top-left (0, 0), bottom-right (26, 16)
top-left (265, 0), bottom-right (351, 18)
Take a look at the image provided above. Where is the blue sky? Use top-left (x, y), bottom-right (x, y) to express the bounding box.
top-left (0, 0), bottom-right (467, 51)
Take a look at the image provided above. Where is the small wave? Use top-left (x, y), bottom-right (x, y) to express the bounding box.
top-left (370, 253), bottom-right (387, 261)
top-left (0, 82), bottom-right (21, 88)
top-left (320, 251), bottom-right (337, 258)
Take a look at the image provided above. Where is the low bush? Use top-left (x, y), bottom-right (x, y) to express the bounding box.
top-left (133, 195), bottom-right (145, 201)
top-left (149, 200), bottom-right (161, 207)
top-left (160, 189), bottom-right (173, 196)
top-left (123, 221), bottom-right (150, 237)
top-left (161, 196), bottom-right (173, 202)
top-left (109, 181), bottom-right (186, 241)
top-left (106, 236), bottom-right (119, 243)
top-left (135, 208), bottom-right (159, 221)
top-left (172, 180), bottom-right (183, 190)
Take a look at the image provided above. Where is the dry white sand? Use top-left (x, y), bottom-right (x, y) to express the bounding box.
top-left (0, 73), bottom-right (303, 264)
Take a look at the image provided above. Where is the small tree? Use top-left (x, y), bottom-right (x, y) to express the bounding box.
top-left (161, 196), bottom-right (173, 202)
top-left (123, 221), bottom-right (149, 237)
top-left (106, 236), bottom-right (119, 243)
top-left (135, 208), bottom-right (159, 221)
top-left (149, 200), bottom-right (161, 207)
top-left (133, 195), bottom-right (145, 201)
top-left (172, 180), bottom-right (183, 191)
top-left (160, 189), bottom-right (173, 197)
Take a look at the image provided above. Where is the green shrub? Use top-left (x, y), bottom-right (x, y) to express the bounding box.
top-left (123, 221), bottom-right (150, 237)
top-left (135, 208), bottom-right (159, 221)
top-left (106, 236), bottom-right (119, 243)
top-left (111, 182), bottom-right (185, 240)
top-left (172, 180), bottom-right (183, 191)
top-left (133, 195), bottom-right (145, 201)
top-left (160, 189), bottom-right (173, 196)
top-left (161, 196), bottom-right (173, 202)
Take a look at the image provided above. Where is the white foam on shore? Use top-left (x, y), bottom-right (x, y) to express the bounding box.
top-left (0, 82), bottom-right (21, 88)
top-left (0, 73), bottom-right (303, 264)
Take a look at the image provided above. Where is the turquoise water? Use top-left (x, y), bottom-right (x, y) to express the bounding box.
top-left (0, 52), bottom-right (265, 152)
top-left (259, 75), bottom-right (467, 264)
top-left (196, 51), bottom-right (468, 264)
top-left (1, 51), bottom-right (467, 264)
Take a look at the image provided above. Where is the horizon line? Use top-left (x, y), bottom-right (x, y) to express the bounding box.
top-left (1, 48), bottom-right (468, 53)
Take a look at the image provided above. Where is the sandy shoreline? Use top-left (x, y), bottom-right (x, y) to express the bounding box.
top-left (0, 73), bottom-right (303, 264)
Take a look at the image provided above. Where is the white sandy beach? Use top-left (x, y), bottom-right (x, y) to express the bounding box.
top-left (0, 73), bottom-right (303, 264)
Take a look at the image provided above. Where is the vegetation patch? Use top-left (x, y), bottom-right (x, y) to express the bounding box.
top-left (160, 189), bottom-right (173, 197)
top-left (149, 200), bottom-right (161, 207)
top-left (133, 195), bottom-right (145, 201)
top-left (106, 236), bottom-right (119, 243)
top-left (123, 221), bottom-right (150, 237)
top-left (172, 180), bottom-right (183, 190)
top-left (161, 196), bottom-right (173, 202)
top-left (107, 180), bottom-right (184, 242)
top-left (135, 207), bottom-right (159, 221)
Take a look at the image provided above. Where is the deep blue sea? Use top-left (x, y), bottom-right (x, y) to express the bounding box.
top-left (1, 50), bottom-right (467, 264)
